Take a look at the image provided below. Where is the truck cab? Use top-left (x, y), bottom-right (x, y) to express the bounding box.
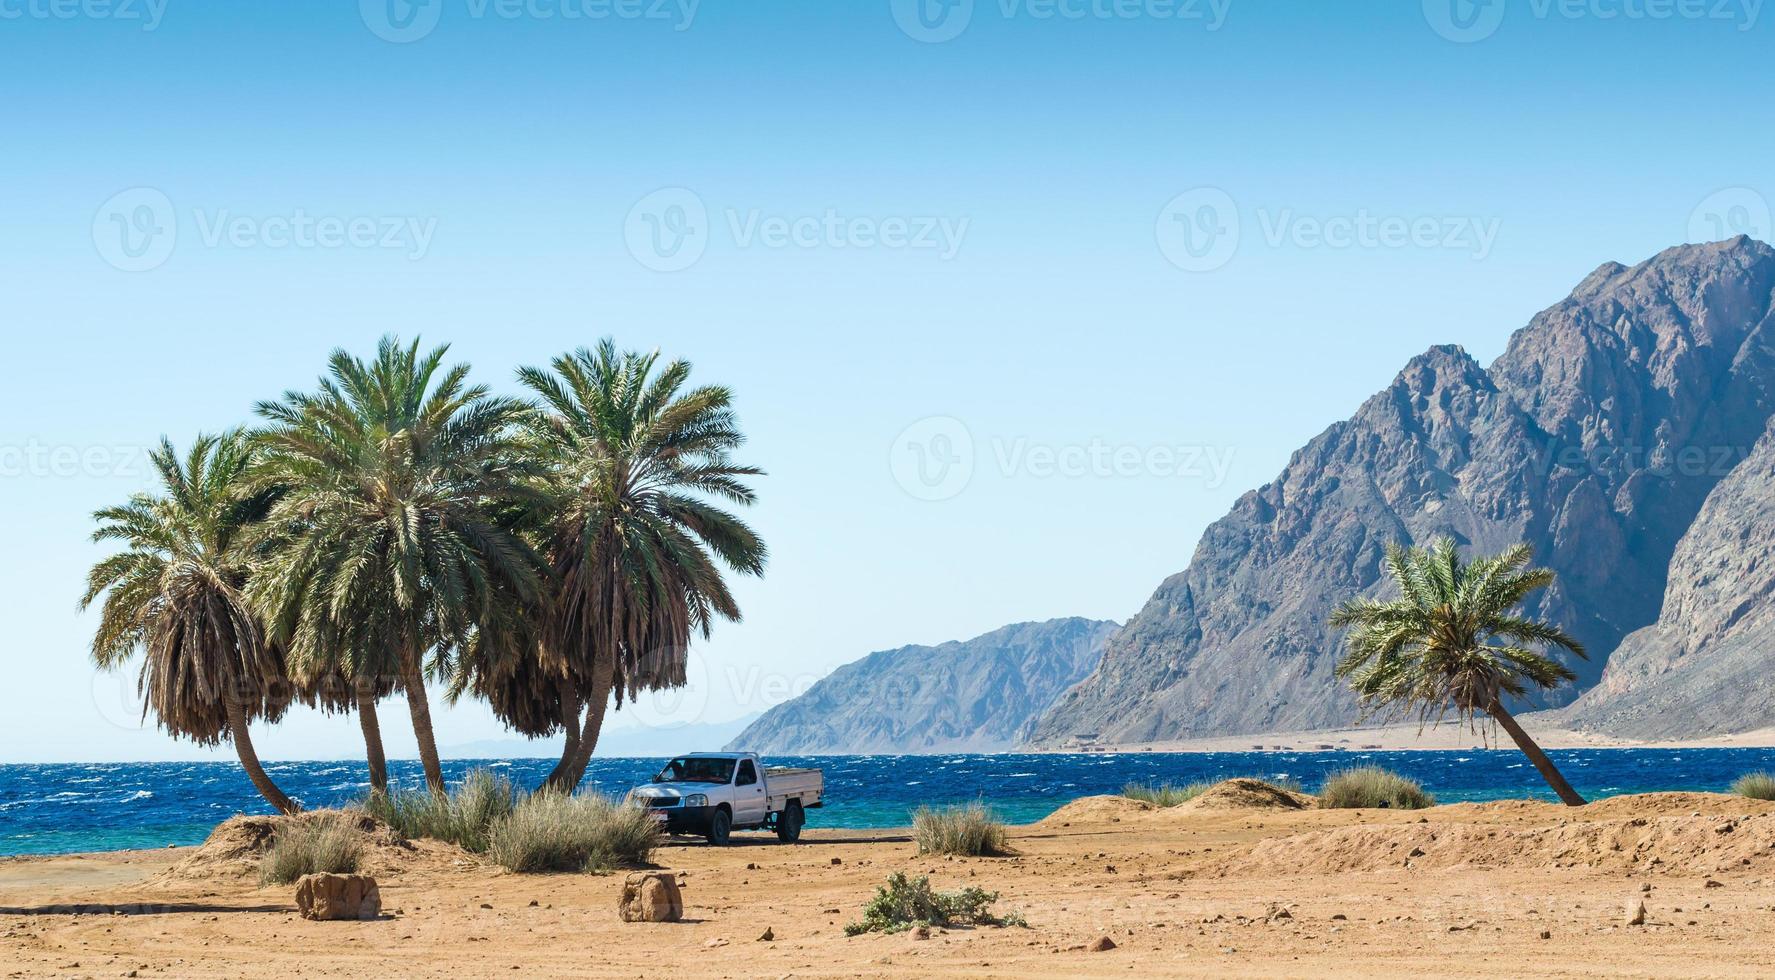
top-left (628, 752), bottom-right (824, 845)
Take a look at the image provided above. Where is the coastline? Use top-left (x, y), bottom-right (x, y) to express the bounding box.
top-left (5, 788), bottom-right (1775, 977)
top-left (1045, 722), bottom-right (1775, 754)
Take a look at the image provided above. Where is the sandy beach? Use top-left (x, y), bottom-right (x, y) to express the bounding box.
top-left (1060, 722), bottom-right (1775, 755)
top-left (6, 784), bottom-right (1775, 979)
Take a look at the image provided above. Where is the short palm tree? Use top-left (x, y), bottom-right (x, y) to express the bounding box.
top-left (82, 433), bottom-right (300, 815)
top-left (250, 337), bottom-right (546, 795)
top-left (1331, 538), bottom-right (1589, 806)
top-left (510, 341), bottom-right (767, 791)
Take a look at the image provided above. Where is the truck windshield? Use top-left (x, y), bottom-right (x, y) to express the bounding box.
top-left (654, 757), bottom-right (737, 784)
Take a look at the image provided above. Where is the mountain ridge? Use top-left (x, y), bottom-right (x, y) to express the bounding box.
top-left (1028, 236), bottom-right (1775, 746)
top-left (725, 617), bottom-right (1118, 754)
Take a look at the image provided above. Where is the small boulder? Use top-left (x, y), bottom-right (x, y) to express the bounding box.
top-left (294, 874), bottom-right (381, 922)
top-left (1625, 898), bottom-right (1647, 927)
top-left (618, 872), bottom-right (684, 923)
top-left (1087, 936), bottom-right (1117, 952)
top-left (909, 926), bottom-right (931, 941)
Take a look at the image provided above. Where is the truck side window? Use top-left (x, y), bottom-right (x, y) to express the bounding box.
top-left (736, 760), bottom-right (758, 786)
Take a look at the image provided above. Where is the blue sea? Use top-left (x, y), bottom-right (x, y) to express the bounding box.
top-left (4, 749), bottom-right (1774, 856)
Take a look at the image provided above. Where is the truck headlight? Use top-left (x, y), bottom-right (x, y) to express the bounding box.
top-left (683, 794), bottom-right (707, 808)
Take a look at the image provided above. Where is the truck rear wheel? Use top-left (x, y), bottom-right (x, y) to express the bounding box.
top-left (706, 807), bottom-right (732, 846)
top-left (775, 800), bottom-right (804, 843)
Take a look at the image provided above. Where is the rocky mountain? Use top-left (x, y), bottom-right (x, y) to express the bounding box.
top-left (1557, 416), bottom-right (1775, 737)
top-left (726, 618), bottom-right (1118, 754)
top-left (1028, 237), bottom-right (1775, 746)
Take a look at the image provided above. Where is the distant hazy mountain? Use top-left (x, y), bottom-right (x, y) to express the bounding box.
top-left (442, 713), bottom-right (762, 761)
top-left (726, 618), bottom-right (1118, 754)
top-left (1029, 237), bottom-right (1775, 745)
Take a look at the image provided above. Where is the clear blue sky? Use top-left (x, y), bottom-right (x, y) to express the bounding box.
top-left (2, 1), bottom-right (1769, 761)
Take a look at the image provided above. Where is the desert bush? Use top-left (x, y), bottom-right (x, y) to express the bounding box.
top-left (1732, 771), bottom-right (1775, 801)
top-left (485, 791), bottom-right (660, 873)
top-left (259, 812), bottom-right (364, 885)
top-left (1317, 767), bottom-right (1436, 810)
top-left (362, 768), bottom-right (517, 853)
top-left (844, 872), bottom-right (1024, 935)
top-left (912, 802), bottom-right (1010, 856)
top-left (1122, 781), bottom-right (1212, 807)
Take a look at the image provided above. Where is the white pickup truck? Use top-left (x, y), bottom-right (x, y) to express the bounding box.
top-left (628, 752), bottom-right (824, 845)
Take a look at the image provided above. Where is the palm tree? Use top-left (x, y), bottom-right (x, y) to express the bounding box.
top-left (1330, 538), bottom-right (1589, 806)
top-left (82, 432), bottom-right (300, 815)
top-left (249, 337), bottom-right (546, 795)
top-left (510, 341), bottom-right (767, 791)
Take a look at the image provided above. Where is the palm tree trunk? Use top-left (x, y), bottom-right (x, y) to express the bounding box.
top-left (357, 687), bottom-right (389, 794)
top-left (560, 655), bottom-right (616, 791)
top-left (225, 693), bottom-right (300, 815)
top-left (542, 675), bottom-right (582, 792)
top-left (1489, 698), bottom-right (1586, 806)
top-left (398, 647), bottom-right (448, 797)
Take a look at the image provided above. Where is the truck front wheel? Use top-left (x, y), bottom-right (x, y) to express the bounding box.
top-left (775, 800), bottom-right (804, 843)
top-left (706, 807), bottom-right (732, 846)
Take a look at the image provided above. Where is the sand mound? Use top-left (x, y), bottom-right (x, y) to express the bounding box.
top-left (1037, 780), bottom-right (1316, 827)
top-left (1217, 807), bottom-right (1775, 878)
top-left (1036, 796), bottom-right (1157, 826)
top-left (149, 810), bottom-right (472, 887)
top-left (1181, 779), bottom-right (1315, 812)
top-left (1579, 792), bottom-right (1774, 819)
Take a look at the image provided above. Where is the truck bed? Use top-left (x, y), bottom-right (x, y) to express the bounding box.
top-left (765, 767), bottom-right (823, 809)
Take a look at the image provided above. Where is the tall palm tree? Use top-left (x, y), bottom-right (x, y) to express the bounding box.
top-left (82, 432), bottom-right (300, 815)
top-left (1331, 538), bottom-right (1589, 806)
top-left (250, 337), bottom-right (546, 795)
top-left (512, 341), bottom-right (767, 791)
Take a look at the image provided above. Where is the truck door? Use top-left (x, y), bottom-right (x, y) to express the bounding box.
top-left (733, 758), bottom-right (768, 825)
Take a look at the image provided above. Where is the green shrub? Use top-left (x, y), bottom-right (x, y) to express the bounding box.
top-left (1731, 771), bottom-right (1775, 801)
top-left (844, 872), bottom-right (1024, 935)
top-left (362, 768), bottom-right (516, 853)
top-left (260, 812), bottom-right (364, 885)
top-left (485, 791), bottom-right (661, 873)
top-left (912, 803), bottom-right (1010, 856)
top-left (1122, 781), bottom-right (1212, 807)
top-left (1317, 767), bottom-right (1436, 810)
